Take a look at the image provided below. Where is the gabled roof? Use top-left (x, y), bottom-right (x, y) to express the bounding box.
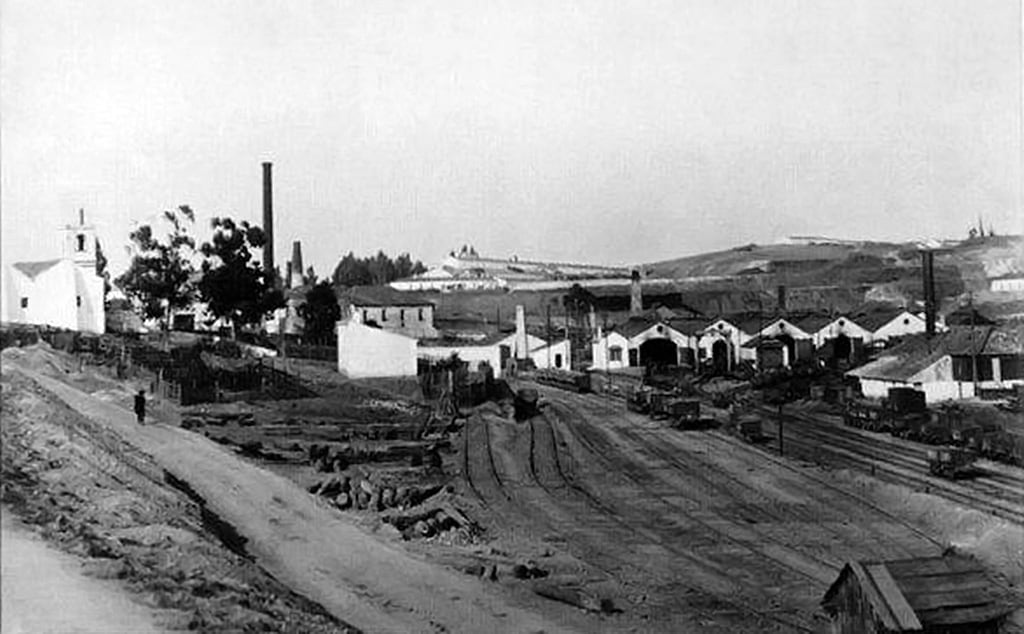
top-left (788, 312), bottom-right (838, 334)
top-left (668, 316), bottom-right (714, 335)
top-left (822, 555), bottom-right (1015, 630)
top-left (853, 308), bottom-right (916, 332)
top-left (847, 324), bottom-right (1023, 382)
top-left (12, 259), bottom-right (63, 279)
top-left (616, 315), bottom-right (658, 339)
top-left (345, 285), bottom-right (435, 307)
top-left (740, 334), bottom-right (787, 349)
top-left (718, 312), bottom-right (775, 335)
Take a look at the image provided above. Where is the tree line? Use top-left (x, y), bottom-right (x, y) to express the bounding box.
top-left (115, 207), bottom-right (427, 341)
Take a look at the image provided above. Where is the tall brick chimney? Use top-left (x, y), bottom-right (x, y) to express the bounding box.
top-left (262, 162), bottom-right (274, 276)
top-left (630, 269), bottom-right (643, 315)
top-left (921, 250), bottom-right (936, 337)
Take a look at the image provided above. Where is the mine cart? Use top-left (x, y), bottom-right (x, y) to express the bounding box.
top-left (927, 447), bottom-right (976, 479)
top-left (648, 391), bottom-right (678, 420)
top-left (666, 399), bottom-right (702, 429)
top-left (843, 399), bottom-right (884, 430)
top-left (626, 386), bottom-right (653, 414)
top-left (514, 388), bottom-right (540, 420)
top-left (738, 416), bottom-right (766, 443)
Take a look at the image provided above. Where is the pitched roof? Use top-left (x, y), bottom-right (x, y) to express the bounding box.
top-left (853, 308), bottom-right (913, 332)
top-left (718, 312), bottom-right (775, 335)
top-left (822, 555), bottom-right (1015, 630)
top-left (615, 315), bottom-right (658, 339)
top-left (668, 316), bottom-right (714, 335)
top-left (788, 312), bottom-right (837, 334)
top-left (847, 324), bottom-right (1023, 382)
top-left (345, 285), bottom-right (435, 307)
top-left (12, 259), bottom-right (63, 279)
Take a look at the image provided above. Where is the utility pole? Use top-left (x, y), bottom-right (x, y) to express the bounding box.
top-left (777, 402), bottom-right (785, 456)
top-left (546, 304), bottom-right (552, 370)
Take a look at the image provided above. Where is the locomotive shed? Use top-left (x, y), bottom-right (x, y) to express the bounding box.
top-left (461, 382), bottom-right (1024, 632)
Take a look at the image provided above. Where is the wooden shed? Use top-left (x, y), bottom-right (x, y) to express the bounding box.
top-left (821, 555), bottom-right (1017, 633)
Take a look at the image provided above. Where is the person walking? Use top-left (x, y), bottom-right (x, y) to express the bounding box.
top-left (134, 389), bottom-right (146, 424)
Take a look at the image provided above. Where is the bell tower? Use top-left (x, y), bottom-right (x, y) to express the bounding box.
top-left (62, 208), bottom-right (97, 268)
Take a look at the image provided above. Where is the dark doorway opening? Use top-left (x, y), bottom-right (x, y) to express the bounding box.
top-left (834, 334), bottom-right (851, 363)
top-left (777, 334), bottom-right (796, 365)
top-left (712, 339), bottom-right (730, 374)
top-left (639, 338), bottom-right (678, 368)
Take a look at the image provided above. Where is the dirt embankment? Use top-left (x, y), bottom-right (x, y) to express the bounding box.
top-left (0, 364), bottom-right (356, 633)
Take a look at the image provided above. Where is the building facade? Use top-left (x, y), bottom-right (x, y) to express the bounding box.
top-left (1, 211), bottom-right (105, 334)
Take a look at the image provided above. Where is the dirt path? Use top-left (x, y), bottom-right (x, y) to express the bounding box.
top-left (12, 365), bottom-right (574, 634)
top-left (1, 510), bottom-right (165, 634)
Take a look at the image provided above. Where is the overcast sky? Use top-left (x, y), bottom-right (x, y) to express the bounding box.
top-left (2, 0), bottom-right (1021, 277)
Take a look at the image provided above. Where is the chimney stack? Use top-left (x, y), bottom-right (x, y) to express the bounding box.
top-left (630, 269), bottom-right (643, 315)
top-left (79, 208), bottom-right (85, 225)
top-left (777, 285), bottom-right (787, 313)
top-left (262, 162), bottom-right (275, 276)
top-left (921, 250), bottom-right (936, 337)
top-left (290, 241), bottom-right (304, 289)
top-left (515, 305), bottom-right (528, 360)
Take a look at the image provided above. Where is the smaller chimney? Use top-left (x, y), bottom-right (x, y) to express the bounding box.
top-left (630, 269), bottom-right (643, 315)
top-left (515, 305), bottom-right (528, 359)
top-left (921, 250), bottom-right (936, 337)
top-left (289, 241), bottom-right (304, 289)
top-left (777, 285), bottom-right (787, 312)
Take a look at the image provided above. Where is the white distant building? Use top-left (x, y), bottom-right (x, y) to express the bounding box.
top-left (1, 210), bottom-right (105, 333)
top-left (336, 319), bottom-right (418, 378)
top-left (990, 273), bottom-right (1024, 293)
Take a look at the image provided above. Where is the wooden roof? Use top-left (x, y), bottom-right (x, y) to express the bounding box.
top-left (822, 555), bottom-right (1016, 631)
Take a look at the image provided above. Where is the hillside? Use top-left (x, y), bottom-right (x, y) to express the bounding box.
top-left (645, 236), bottom-right (1024, 305)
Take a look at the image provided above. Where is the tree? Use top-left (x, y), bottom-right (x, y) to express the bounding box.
top-left (299, 281), bottom-right (341, 343)
top-left (198, 217), bottom-right (284, 336)
top-left (115, 206), bottom-right (198, 329)
top-left (95, 239), bottom-right (112, 304)
top-left (332, 250), bottom-right (427, 287)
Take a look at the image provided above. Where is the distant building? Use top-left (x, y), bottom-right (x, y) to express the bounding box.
top-left (591, 313), bottom-right (700, 371)
top-left (336, 319), bottom-right (418, 378)
top-left (989, 272), bottom-right (1024, 293)
top-left (341, 286), bottom-right (438, 339)
top-left (390, 246), bottom-right (629, 292)
top-left (847, 323), bottom-right (1024, 402)
top-left (697, 316), bottom-right (759, 371)
top-left (852, 306), bottom-right (930, 346)
top-left (1, 210), bottom-right (105, 334)
top-left (822, 554), bottom-right (1016, 633)
top-left (739, 316), bottom-right (815, 368)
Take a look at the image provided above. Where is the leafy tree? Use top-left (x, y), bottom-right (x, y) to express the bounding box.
top-left (299, 281), bottom-right (341, 343)
top-left (114, 206), bottom-right (197, 329)
top-left (332, 250), bottom-right (426, 287)
top-left (198, 217), bottom-right (284, 336)
top-left (95, 239), bottom-right (112, 303)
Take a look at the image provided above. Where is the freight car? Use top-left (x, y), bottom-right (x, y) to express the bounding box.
top-left (927, 447), bottom-right (977, 479)
top-left (533, 368), bottom-right (592, 393)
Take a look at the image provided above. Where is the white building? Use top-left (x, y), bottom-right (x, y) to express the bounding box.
top-left (990, 273), bottom-right (1024, 293)
top-left (590, 315), bottom-right (700, 371)
top-left (697, 316), bottom-right (759, 371)
top-left (1, 210), bottom-right (105, 333)
top-left (343, 286), bottom-right (438, 339)
top-left (418, 331), bottom-right (554, 378)
top-left (336, 319), bottom-right (418, 378)
top-left (855, 308), bottom-right (929, 345)
top-left (847, 324), bottom-right (1024, 403)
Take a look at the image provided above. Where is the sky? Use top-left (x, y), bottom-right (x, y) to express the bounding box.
top-left (2, 0), bottom-right (1021, 278)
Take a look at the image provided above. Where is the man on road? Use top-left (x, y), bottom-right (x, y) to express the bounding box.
top-left (134, 389), bottom-right (146, 424)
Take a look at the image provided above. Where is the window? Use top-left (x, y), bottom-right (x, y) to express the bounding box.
top-left (381, 308), bottom-right (387, 322)
top-left (76, 234), bottom-right (85, 251)
top-left (418, 308), bottom-right (424, 321)
top-left (20, 297), bottom-right (28, 309)
top-left (400, 309), bottom-right (406, 323)
top-left (76, 296), bottom-right (82, 307)
top-left (903, 318), bottom-right (910, 325)
top-left (554, 354), bottom-right (563, 368)
top-left (362, 309), bottom-right (368, 322)
top-left (609, 346), bottom-right (622, 362)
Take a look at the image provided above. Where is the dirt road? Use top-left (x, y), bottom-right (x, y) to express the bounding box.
top-left (10, 363), bottom-right (574, 634)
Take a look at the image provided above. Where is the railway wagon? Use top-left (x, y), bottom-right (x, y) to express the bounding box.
top-left (651, 396), bottom-right (700, 425)
top-left (927, 447), bottom-right (976, 479)
top-left (735, 414), bottom-right (767, 443)
top-left (514, 388), bottom-right (540, 420)
top-left (533, 368), bottom-right (592, 393)
top-left (626, 386), bottom-right (654, 414)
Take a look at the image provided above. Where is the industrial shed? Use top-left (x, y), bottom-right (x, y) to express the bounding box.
top-left (337, 319), bottom-right (418, 378)
top-left (821, 555), bottom-right (1016, 634)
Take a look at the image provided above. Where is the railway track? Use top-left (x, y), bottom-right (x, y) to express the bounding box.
top-left (759, 407), bottom-right (1024, 526)
top-left (462, 405), bottom-right (819, 631)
